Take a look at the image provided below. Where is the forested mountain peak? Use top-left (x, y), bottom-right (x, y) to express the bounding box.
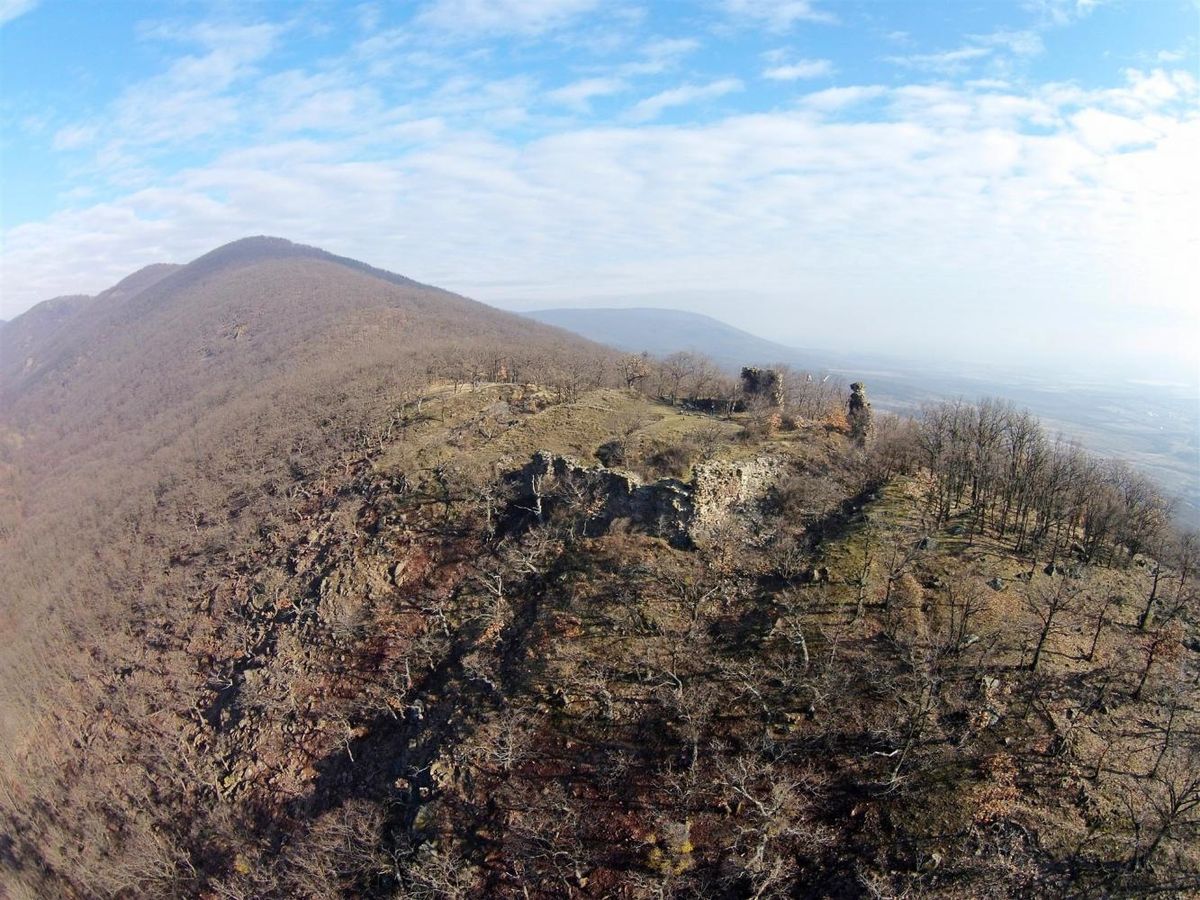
top-left (0, 238), bottom-right (604, 440)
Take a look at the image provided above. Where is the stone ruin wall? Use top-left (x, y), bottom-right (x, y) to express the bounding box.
top-left (512, 450), bottom-right (784, 547)
top-left (688, 456), bottom-right (786, 543)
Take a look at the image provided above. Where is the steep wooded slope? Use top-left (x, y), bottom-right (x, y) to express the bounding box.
top-left (0, 236), bottom-right (609, 537)
top-left (0, 239), bottom-right (617, 881)
top-left (2, 237), bottom-right (592, 446)
top-left (4, 375), bottom-right (1194, 898)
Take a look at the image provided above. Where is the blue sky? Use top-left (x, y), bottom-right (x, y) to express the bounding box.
top-left (1, 0), bottom-right (1198, 377)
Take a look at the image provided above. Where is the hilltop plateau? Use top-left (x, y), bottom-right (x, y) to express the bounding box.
top-left (526, 308), bottom-right (1200, 524)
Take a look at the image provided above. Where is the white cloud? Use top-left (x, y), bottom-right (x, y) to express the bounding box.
top-left (356, 3), bottom-right (383, 33)
top-left (721, 0), bottom-right (837, 29)
top-left (1070, 108), bottom-right (1159, 152)
top-left (763, 58), bottom-right (833, 80)
top-left (0, 0), bottom-right (38, 26)
top-left (886, 29), bottom-right (1043, 77)
top-left (800, 85), bottom-right (886, 111)
top-left (974, 29), bottom-right (1044, 57)
top-left (622, 37), bottom-right (701, 74)
top-left (104, 23), bottom-right (281, 148)
top-left (548, 77), bottom-right (628, 110)
top-left (643, 37), bottom-right (701, 61)
top-left (628, 78), bottom-right (743, 122)
top-left (51, 124), bottom-right (98, 151)
top-left (1025, 0), bottom-right (1106, 27)
top-left (416, 0), bottom-right (601, 36)
top-left (886, 46), bottom-right (992, 74)
top-left (427, 74), bottom-right (537, 126)
top-left (1117, 67), bottom-right (1197, 109)
top-left (272, 87), bottom-right (384, 132)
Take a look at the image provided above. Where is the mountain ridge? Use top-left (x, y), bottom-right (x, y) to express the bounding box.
top-left (0, 237), bottom-right (603, 412)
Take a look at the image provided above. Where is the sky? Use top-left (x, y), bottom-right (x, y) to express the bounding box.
top-left (1, 0), bottom-right (1198, 380)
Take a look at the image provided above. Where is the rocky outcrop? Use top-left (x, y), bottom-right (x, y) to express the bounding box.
top-left (510, 451), bottom-right (784, 547)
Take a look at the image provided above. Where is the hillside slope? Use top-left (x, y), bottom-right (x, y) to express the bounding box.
top-left (3, 374), bottom-right (1195, 898)
top-left (0, 237), bottom-right (609, 540)
top-left (1, 246), bottom-right (1195, 899)
top-left (2, 238), bottom-right (593, 437)
top-left (0, 238), bottom-right (618, 863)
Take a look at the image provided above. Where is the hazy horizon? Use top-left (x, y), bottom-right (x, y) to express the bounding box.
top-left (506, 295), bottom-right (1200, 387)
top-left (2, 0), bottom-right (1197, 382)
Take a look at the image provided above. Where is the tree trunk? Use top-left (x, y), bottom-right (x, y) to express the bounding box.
top-left (1030, 616), bottom-right (1054, 671)
top-left (1138, 563), bottom-right (1162, 630)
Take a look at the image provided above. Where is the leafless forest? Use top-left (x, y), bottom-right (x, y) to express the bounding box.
top-left (0, 239), bottom-right (1196, 898)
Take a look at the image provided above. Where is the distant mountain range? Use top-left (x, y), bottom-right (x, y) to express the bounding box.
top-left (527, 307), bottom-right (806, 370)
top-left (526, 307), bottom-right (1032, 409)
top-left (526, 307), bottom-right (917, 385)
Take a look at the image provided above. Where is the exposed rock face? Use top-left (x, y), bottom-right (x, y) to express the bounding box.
top-left (509, 451), bottom-right (784, 547)
top-left (741, 367), bottom-right (784, 408)
top-left (848, 381), bottom-right (873, 445)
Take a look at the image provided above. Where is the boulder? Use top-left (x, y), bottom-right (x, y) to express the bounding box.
top-left (804, 566), bottom-right (831, 584)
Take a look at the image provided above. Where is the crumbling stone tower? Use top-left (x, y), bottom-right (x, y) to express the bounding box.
top-left (848, 381), bottom-right (873, 445)
top-left (740, 367), bottom-right (784, 408)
